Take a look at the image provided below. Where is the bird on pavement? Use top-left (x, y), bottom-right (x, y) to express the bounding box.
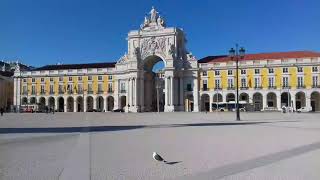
top-left (153, 152), bottom-right (167, 163)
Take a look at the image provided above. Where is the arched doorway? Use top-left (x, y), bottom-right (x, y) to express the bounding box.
top-left (120, 96), bottom-right (126, 109)
top-left (185, 94), bottom-right (194, 112)
top-left (311, 91), bottom-right (320, 112)
top-left (226, 93), bottom-right (235, 111)
top-left (22, 97), bottom-right (28, 105)
top-left (76, 96), bottom-right (83, 112)
top-left (67, 97), bottom-right (74, 112)
top-left (96, 96), bottom-right (104, 112)
top-left (253, 93), bottom-right (263, 111)
top-left (226, 93), bottom-right (235, 102)
top-left (281, 92), bottom-right (291, 107)
top-left (86, 96), bottom-right (93, 112)
top-left (107, 96), bottom-right (114, 111)
top-left (143, 55), bottom-right (165, 112)
top-left (267, 92), bottom-right (277, 108)
top-left (58, 97), bottom-right (64, 112)
top-left (30, 97), bottom-right (36, 104)
top-left (48, 97), bottom-right (55, 112)
top-left (213, 93), bottom-right (223, 110)
top-left (240, 93), bottom-right (249, 103)
top-left (295, 92), bottom-right (306, 110)
top-left (39, 97), bottom-right (46, 112)
top-left (201, 94), bottom-right (210, 112)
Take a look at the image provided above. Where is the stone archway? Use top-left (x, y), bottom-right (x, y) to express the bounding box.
top-left (107, 96), bottom-right (114, 111)
top-left (76, 96), bottom-right (84, 112)
top-left (39, 97), bottom-right (46, 112)
top-left (213, 93), bottom-right (223, 110)
top-left (185, 94), bottom-right (194, 112)
top-left (200, 94), bottom-right (210, 112)
top-left (267, 92), bottom-right (277, 108)
top-left (22, 97), bottom-right (28, 105)
top-left (86, 96), bottom-right (94, 112)
top-left (311, 91), bottom-right (320, 112)
top-left (96, 96), bottom-right (104, 112)
top-left (48, 97), bottom-right (55, 112)
top-left (281, 92), bottom-right (291, 107)
top-left (142, 55), bottom-right (166, 112)
top-left (295, 92), bottom-right (306, 110)
top-left (226, 93), bottom-right (235, 102)
top-left (67, 96), bottom-right (74, 112)
top-left (30, 97), bottom-right (37, 104)
top-left (240, 93), bottom-right (249, 103)
top-left (120, 96), bottom-right (126, 109)
top-left (58, 97), bottom-right (64, 112)
top-left (253, 93), bottom-right (263, 111)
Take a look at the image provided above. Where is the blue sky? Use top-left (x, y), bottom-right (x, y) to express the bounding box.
top-left (1, 0), bottom-right (319, 67)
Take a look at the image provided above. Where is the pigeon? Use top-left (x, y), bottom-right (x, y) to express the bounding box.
top-left (153, 152), bottom-right (167, 163)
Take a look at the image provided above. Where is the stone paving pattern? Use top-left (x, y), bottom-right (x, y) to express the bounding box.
top-left (0, 112), bottom-right (319, 180)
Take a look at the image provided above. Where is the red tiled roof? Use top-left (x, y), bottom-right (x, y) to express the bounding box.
top-left (198, 51), bottom-right (320, 63)
top-left (32, 62), bottom-right (116, 71)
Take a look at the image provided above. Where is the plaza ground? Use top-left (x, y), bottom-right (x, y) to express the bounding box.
top-left (0, 112), bottom-right (320, 180)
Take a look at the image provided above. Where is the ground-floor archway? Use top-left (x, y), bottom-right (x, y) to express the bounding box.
top-left (67, 96), bottom-right (74, 112)
top-left (311, 91), bottom-right (320, 112)
top-left (267, 92), bottom-right (277, 108)
top-left (281, 92), bottom-right (291, 107)
top-left (39, 97), bottom-right (46, 112)
top-left (107, 96), bottom-right (114, 111)
top-left (200, 94), bottom-right (210, 112)
top-left (212, 93), bottom-right (222, 110)
top-left (48, 97), bottom-right (55, 111)
top-left (120, 96), bottom-right (126, 109)
top-left (58, 97), bottom-right (64, 112)
top-left (96, 96), bottom-right (104, 112)
top-left (295, 92), bottom-right (306, 110)
top-left (30, 97), bottom-right (36, 104)
top-left (76, 96), bottom-right (84, 112)
top-left (253, 93), bottom-right (263, 111)
top-left (185, 94), bottom-right (194, 112)
top-left (22, 97), bottom-right (28, 105)
top-left (226, 93), bottom-right (235, 102)
top-left (86, 96), bottom-right (94, 112)
top-left (239, 93), bottom-right (249, 103)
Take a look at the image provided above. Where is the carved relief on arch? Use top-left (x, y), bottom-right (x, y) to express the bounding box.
top-left (140, 37), bottom-right (168, 60)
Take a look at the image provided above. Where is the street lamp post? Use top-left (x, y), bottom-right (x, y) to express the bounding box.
top-left (229, 44), bottom-right (245, 121)
top-left (156, 70), bottom-right (163, 113)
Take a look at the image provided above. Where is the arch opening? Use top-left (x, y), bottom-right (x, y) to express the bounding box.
top-left (311, 91), bottom-right (320, 112)
top-left (107, 96), bottom-right (114, 111)
top-left (76, 96), bottom-right (84, 112)
top-left (96, 96), bottom-right (104, 112)
top-left (295, 92), bottom-right (306, 110)
top-left (143, 55), bottom-right (165, 112)
top-left (200, 94), bottom-right (210, 112)
top-left (253, 93), bottom-right (263, 111)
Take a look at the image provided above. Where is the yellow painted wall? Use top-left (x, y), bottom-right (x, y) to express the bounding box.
top-left (275, 68), bottom-right (281, 88)
top-left (247, 69), bottom-right (254, 89)
top-left (221, 70), bottom-right (227, 89)
top-left (208, 71), bottom-right (214, 89)
top-left (45, 78), bottom-right (50, 96)
top-left (289, 67), bottom-right (297, 89)
top-left (261, 68), bottom-right (268, 89)
top-left (304, 66), bottom-right (312, 89)
top-left (93, 76), bottom-right (98, 94)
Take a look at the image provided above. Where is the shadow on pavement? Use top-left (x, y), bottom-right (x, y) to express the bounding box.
top-left (0, 121), bottom-right (298, 134)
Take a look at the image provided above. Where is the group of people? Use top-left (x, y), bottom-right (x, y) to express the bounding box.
top-left (0, 107), bottom-right (4, 116)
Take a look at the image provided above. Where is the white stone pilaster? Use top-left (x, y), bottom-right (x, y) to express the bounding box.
top-left (209, 94), bottom-right (213, 112)
top-left (193, 77), bottom-right (199, 112)
top-left (103, 96), bottom-right (107, 112)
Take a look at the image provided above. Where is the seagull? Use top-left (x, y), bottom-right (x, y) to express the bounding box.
top-left (153, 152), bottom-right (167, 163)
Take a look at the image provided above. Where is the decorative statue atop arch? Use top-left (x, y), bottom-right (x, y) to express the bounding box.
top-left (141, 7), bottom-right (166, 30)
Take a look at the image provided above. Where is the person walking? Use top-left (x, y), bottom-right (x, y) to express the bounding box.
top-left (0, 107), bottom-right (4, 116)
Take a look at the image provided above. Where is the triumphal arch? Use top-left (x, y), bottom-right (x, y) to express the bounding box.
top-left (114, 7), bottom-right (199, 112)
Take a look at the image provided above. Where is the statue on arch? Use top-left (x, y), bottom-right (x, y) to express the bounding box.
top-left (150, 6), bottom-right (158, 23)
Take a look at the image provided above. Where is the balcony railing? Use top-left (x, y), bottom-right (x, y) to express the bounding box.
top-left (97, 90), bottom-right (104, 94)
top-left (297, 85), bottom-right (305, 89)
top-left (120, 89), bottom-right (126, 93)
top-left (254, 86), bottom-right (262, 89)
top-left (202, 88), bottom-right (208, 91)
top-left (268, 86), bottom-right (276, 89)
top-left (87, 90), bottom-right (94, 94)
top-left (214, 87), bottom-right (222, 90)
top-left (227, 86), bottom-right (235, 90)
top-left (240, 86), bottom-right (248, 90)
top-left (108, 89), bottom-right (114, 93)
top-left (282, 86), bottom-right (291, 89)
top-left (312, 85), bottom-right (320, 88)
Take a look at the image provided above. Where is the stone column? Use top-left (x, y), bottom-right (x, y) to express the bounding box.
top-left (262, 94), bottom-right (267, 110)
top-left (179, 77), bottom-right (184, 110)
top-left (170, 76), bottom-right (174, 107)
top-left (103, 96), bottom-right (107, 112)
top-left (291, 93), bottom-right (296, 111)
top-left (140, 77), bottom-right (144, 112)
top-left (209, 94), bottom-right (213, 112)
top-left (73, 99), bottom-right (77, 112)
top-left (276, 94), bottom-right (281, 111)
top-left (84, 96), bottom-right (87, 112)
top-left (64, 98), bottom-right (67, 112)
top-left (306, 95), bottom-right (311, 111)
top-left (55, 97), bottom-right (58, 111)
top-left (193, 77), bottom-right (199, 112)
top-left (93, 97), bottom-right (97, 110)
top-left (165, 77), bottom-right (169, 106)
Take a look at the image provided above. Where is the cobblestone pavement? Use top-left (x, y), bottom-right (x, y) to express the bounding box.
top-left (0, 112), bottom-right (319, 180)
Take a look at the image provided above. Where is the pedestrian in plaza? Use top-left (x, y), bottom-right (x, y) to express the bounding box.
top-left (0, 107), bottom-right (4, 116)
